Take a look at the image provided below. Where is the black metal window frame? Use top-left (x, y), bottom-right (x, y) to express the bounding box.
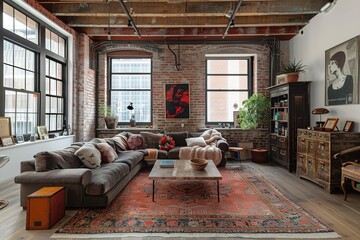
top-left (0, 0), bottom-right (68, 134)
top-left (108, 56), bottom-right (153, 125)
top-left (205, 56), bottom-right (253, 125)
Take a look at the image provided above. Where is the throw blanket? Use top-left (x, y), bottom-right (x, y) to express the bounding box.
top-left (179, 145), bottom-right (222, 166)
top-left (179, 129), bottom-right (223, 166)
top-left (144, 148), bottom-right (158, 161)
top-left (200, 129), bottom-right (223, 145)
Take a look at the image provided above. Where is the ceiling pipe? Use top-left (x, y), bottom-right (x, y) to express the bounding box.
top-left (117, 0), bottom-right (141, 38)
top-left (222, 0), bottom-right (244, 39)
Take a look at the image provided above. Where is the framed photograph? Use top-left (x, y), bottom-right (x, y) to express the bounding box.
top-left (323, 118), bottom-right (339, 131)
top-left (276, 74), bottom-right (287, 85)
top-left (233, 111), bottom-right (239, 128)
top-left (325, 36), bottom-right (360, 106)
top-left (165, 83), bottom-right (189, 118)
top-left (343, 121), bottom-right (354, 132)
top-left (0, 136), bottom-right (15, 147)
top-left (16, 135), bottom-right (24, 143)
top-left (0, 117), bottom-right (12, 137)
top-left (37, 126), bottom-right (49, 140)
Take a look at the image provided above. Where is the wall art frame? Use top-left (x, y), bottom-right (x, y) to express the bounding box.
top-left (343, 121), bottom-right (354, 132)
top-left (325, 35), bottom-right (360, 106)
top-left (323, 118), bottom-right (339, 131)
top-left (0, 136), bottom-right (15, 147)
top-left (165, 83), bottom-right (190, 119)
top-left (0, 117), bottom-right (12, 137)
top-left (37, 125), bottom-right (49, 140)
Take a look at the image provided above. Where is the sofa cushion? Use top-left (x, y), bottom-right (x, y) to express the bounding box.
top-left (168, 147), bottom-right (181, 159)
top-left (112, 134), bottom-right (129, 152)
top-left (34, 144), bottom-right (83, 172)
top-left (113, 151), bottom-right (144, 169)
top-left (157, 149), bottom-right (168, 159)
top-left (75, 144), bottom-right (102, 169)
top-left (186, 137), bottom-right (207, 147)
top-left (167, 132), bottom-right (188, 147)
top-left (140, 132), bottom-right (163, 149)
top-left (85, 163), bottom-right (130, 196)
top-left (95, 143), bottom-right (118, 163)
top-left (127, 134), bottom-right (144, 150)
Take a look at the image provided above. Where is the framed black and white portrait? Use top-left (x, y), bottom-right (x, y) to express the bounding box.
top-left (325, 36), bottom-right (360, 106)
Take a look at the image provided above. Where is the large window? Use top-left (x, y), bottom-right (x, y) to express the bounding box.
top-left (109, 58), bottom-right (152, 124)
top-left (206, 57), bottom-right (252, 124)
top-left (45, 58), bottom-right (64, 131)
top-left (1, 1), bottom-right (68, 136)
top-left (3, 40), bottom-right (38, 135)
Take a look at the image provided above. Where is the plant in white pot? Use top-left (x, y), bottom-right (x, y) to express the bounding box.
top-left (281, 59), bottom-right (307, 83)
top-left (98, 103), bottom-right (118, 129)
top-left (237, 93), bottom-right (271, 163)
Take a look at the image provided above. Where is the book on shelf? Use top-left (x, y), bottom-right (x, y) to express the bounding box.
top-left (159, 160), bottom-right (175, 168)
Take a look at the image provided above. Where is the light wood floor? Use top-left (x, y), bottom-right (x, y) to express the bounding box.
top-left (1, 160), bottom-right (359, 240)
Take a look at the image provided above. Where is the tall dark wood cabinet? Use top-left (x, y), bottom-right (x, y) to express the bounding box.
top-left (268, 82), bottom-right (311, 172)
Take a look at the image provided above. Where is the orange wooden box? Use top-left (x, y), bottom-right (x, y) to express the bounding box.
top-left (26, 186), bottom-right (65, 230)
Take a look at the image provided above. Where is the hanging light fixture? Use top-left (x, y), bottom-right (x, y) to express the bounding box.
top-left (107, 0), bottom-right (111, 41)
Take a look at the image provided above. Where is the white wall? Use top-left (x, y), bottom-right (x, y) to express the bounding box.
top-left (0, 136), bottom-right (74, 183)
top-left (289, 0), bottom-right (360, 131)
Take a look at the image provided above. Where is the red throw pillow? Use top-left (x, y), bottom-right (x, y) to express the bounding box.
top-left (127, 134), bottom-right (144, 150)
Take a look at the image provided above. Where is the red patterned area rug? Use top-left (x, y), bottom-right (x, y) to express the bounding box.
top-left (54, 166), bottom-right (339, 239)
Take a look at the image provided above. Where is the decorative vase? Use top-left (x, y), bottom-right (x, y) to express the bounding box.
top-left (104, 117), bottom-right (118, 129)
top-left (130, 117), bottom-right (136, 127)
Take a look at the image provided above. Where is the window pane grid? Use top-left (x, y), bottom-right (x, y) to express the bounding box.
top-left (110, 58), bottom-right (152, 124)
top-left (45, 58), bottom-right (64, 131)
top-left (206, 58), bottom-right (251, 124)
top-left (3, 2), bottom-right (38, 44)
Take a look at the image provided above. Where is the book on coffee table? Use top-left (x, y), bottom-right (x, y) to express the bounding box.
top-left (159, 160), bottom-right (175, 168)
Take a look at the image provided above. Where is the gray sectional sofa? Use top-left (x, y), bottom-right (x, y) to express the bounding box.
top-left (14, 131), bottom-right (228, 208)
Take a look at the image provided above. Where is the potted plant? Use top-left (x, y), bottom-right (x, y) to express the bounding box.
top-left (237, 93), bottom-right (271, 163)
top-left (98, 104), bottom-right (118, 129)
top-left (237, 93), bottom-right (271, 129)
top-left (280, 59), bottom-right (307, 83)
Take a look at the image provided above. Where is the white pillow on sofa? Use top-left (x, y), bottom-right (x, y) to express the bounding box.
top-left (75, 144), bottom-right (101, 169)
top-left (185, 137), bottom-right (207, 147)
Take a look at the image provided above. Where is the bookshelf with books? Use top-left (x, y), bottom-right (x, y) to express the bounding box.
top-left (268, 82), bottom-right (311, 172)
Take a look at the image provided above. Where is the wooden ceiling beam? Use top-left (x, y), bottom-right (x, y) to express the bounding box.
top-left (63, 15), bottom-right (313, 27)
top-left (45, 1), bottom-right (325, 16)
top-left (79, 26), bottom-right (300, 36)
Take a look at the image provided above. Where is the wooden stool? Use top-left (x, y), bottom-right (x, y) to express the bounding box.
top-left (228, 147), bottom-right (244, 160)
top-left (26, 186), bottom-right (65, 230)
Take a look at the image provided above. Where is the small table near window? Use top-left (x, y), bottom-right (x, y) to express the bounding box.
top-left (228, 147), bottom-right (244, 160)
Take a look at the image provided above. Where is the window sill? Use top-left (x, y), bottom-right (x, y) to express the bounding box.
top-left (0, 135), bottom-right (74, 151)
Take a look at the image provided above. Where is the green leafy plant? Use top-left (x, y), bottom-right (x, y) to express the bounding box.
top-left (281, 59), bottom-right (307, 73)
top-left (237, 93), bottom-right (271, 129)
top-left (98, 103), bottom-right (116, 118)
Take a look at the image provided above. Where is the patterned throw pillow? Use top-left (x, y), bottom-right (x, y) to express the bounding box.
top-left (112, 134), bottom-right (129, 152)
top-left (95, 143), bottom-right (118, 163)
top-left (140, 132), bottom-right (163, 149)
top-left (74, 144), bottom-right (101, 169)
top-left (127, 134), bottom-right (144, 150)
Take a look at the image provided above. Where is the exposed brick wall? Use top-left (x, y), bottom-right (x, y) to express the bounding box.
top-left (76, 34), bottom-right (96, 141)
top-left (97, 43), bottom-right (270, 129)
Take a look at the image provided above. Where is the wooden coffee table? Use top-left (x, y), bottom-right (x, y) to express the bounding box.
top-left (149, 159), bottom-right (222, 202)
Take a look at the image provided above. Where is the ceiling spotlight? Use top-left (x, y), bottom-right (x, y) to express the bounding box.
top-left (230, 20), bottom-right (235, 28)
top-left (127, 19), bottom-right (132, 28)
